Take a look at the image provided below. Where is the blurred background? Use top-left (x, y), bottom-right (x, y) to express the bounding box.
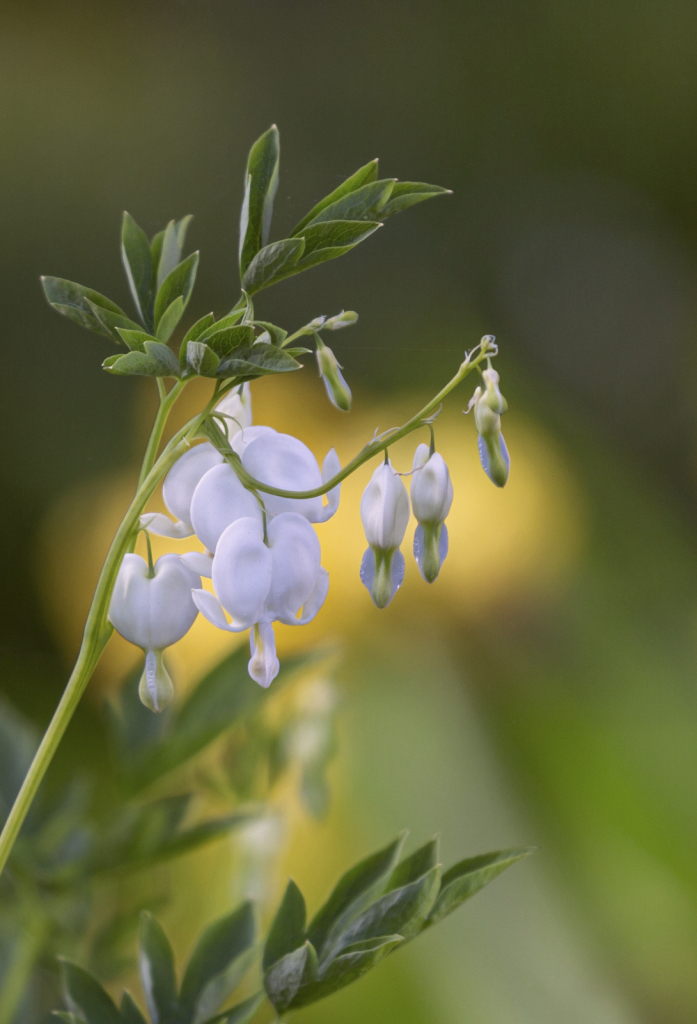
top-left (2, 0), bottom-right (697, 1021)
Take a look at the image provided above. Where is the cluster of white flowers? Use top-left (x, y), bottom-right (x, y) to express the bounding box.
top-left (109, 366), bottom-right (507, 710)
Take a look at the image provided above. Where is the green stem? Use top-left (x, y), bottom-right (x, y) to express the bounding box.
top-left (139, 379), bottom-right (187, 487)
top-left (0, 387), bottom-right (216, 879)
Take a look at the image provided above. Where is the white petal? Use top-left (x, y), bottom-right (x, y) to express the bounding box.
top-left (230, 424), bottom-right (277, 457)
top-left (216, 382), bottom-right (253, 441)
top-left (191, 589), bottom-right (247, 632)
top-left (212, 517), bottom-right (272, 628)
top-left (412, 442), bottom-right (430, 473)
top-left (266, 513), bottom-right (322, 621)
top-left (248, 621), bottom-right (280, 688)
top-left (139, 513), bottom-right (194, 539)
top-left (190, 463), bottom-right (263, 552)
top-left (242, 432), bottom-right (323, 520)
top-left (281, 566), bottom-right (329, 626)
top-left (411, 451), bottom-right (453, 525)
top-left (413, 522), bottom-right (449, 583)
top-left (162, 443), bottom-right (223, 528)
top-left (360, 461), bottom-right (410, 550)
top-left (108, 553), bottom-right (201, 651)
top-left (180, 551), bottom-right (214, 578)
top-left (312, 448), bottom-right (341, 523)
top-left (359, 546), bottom-right (405, 608)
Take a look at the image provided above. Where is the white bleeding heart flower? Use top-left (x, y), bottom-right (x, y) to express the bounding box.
top-left (359, 460), bottom-right (410, 608)
top-left (108, 553), bottom-right (201, 711)
top-left (191, 512), bottom-right (329, 687)
top-left (140, 443), bottom-right (223, 539)
top-left (410, 443), bottom-right (453, 583)
top-left (190, 463), bottom-right (263, 553)
top-left (241, 432), bottom-right (341, 522)
top-left (230, 424), bottom-right (278, 458)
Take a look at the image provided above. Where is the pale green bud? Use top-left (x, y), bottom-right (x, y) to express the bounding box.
top-left (316, 338), bottom-right (352, 412)
top-left (471, 371), bottom-right (510, 488)
top-left (324, 310), bottom-right (358, 330)
top-left (139, 650), bottom-right (175, 713)
top-left (481, 367), bottom-right (507, 414)
top-left (308, 316), bottom-right (326, 329)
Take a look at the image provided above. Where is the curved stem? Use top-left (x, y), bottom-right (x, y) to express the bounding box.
top-left (139, 379), bottom-right (187, 487)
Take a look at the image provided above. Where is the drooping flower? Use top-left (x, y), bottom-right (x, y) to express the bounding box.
top-left (241, 432), bottom-right (341, 522)
top-left (216, 382), bottom-right (253, 441)
top-left (141, 443), bottom-right (224, 539)
top-left (192, 513), bottom-right (329, 687)
top-left (108, 553), bottom-right (202, 711)
top-left (410, 443), bottom-right (453, 583)
top-left (471, 366), bottom-right (509, 487)
top-left (315, 336), bottom-right (352, 412)
top-left (359, 460), bottom-right (410, 608)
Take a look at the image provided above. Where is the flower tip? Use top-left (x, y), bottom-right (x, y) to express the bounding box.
top-left (139, 651), bottom-right (174, 713)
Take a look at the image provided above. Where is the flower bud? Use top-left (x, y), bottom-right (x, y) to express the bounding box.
top-left (360, 461), bottom-right (410, 608)
top-left (324, 310), bottom-right (358, 330)
top-left (316, 338), bottom-right (352, 412)
top-left (308, 315), bottom-right (327, 329)
top-left (410, 443), bottom-right (453, 582)
top-left (472, 368), bottom-right (510, 488)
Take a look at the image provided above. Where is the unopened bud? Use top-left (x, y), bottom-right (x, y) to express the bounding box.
top-left (324, 310), bottom-right (358, 330)
top-left (316, 338), bottom-right (352, 412)
top-left (308, 316), bottom-right (326, 329)
top-left (471, 369), bottom-right (510, 488)
top-left (481, 367), bottom-right (507, 415)
top-left (139, 650), bottom-right (174, 713)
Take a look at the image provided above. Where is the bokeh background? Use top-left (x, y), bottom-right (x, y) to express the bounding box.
top-left (2, 1), bottom-right (697, 1021)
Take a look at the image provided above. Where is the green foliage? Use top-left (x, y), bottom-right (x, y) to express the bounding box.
top-left (238, 125), bottom-right (280, 277)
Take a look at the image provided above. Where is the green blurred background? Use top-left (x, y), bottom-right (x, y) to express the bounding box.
top-left (3, 1), bottom-right (697, 1022)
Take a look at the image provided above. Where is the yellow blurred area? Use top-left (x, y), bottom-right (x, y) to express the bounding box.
top-left (36, 371), bottom-right (585, 698)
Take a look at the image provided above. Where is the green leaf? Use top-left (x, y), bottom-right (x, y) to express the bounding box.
top-left (120, 992), bottom-right (148, 1024)
top-left (53, 1014), bottom-right (88, 1023)
top-left (290, 221), bottom-right (382, 275)
top-left (293, 935), bottom-right (403, 1008)
top-left (217, 345), bottom-right (301, 379)
top-left (292, 159), bottom-right (379, 235)
top-left (200, 992), bottom-right (264, 1024)
top-left (198, 312), bottom-right (245, 340)
top-left (104, 342), bottom-right (181, 378)
top-left (121, 212), bottom-right (152, 324)
top-left (193, 947), bottom-right (256, 1024)
top-left (115, 329), bottom-right (158, 353)
top-left (380, 181), bottom-right (451, 217)
top-left (263, 880), bottom-right (306, 972)
top-left (388, 838), bottom-right (440, 891)
top-left (241, 238), bottom-right (305, 295)
top-left (154, 252), bottom-right (199, 331)
top-left (202, 325), bottom-right (255, 358)
top-left (139, 913), bottom-right (178, 1024)
top-left (264, 941), bottom-right (318, 1014)
top-left (184, 313), bottom-right (217, 343)
top-left (307, 833), bottom-right (407, 956)
top-left (186, 341), bottom-right (220, 377)
top-left (60, 960), bottom-right (122, 1024)
top-left (297, 179), bottom-right (394, 229)
top-left (283, 346), bottom-right (312, 357)
top-left (157, 216), bottom-right (194, 290)
top-left (425, 848), bottom-right (533, 928)
top-left (250, 320), bottom-right (287, 346)
top-left (299, 219), bottom-right (382, 257)
top-left (41, 277), bottom-right (128, 338)
top-left (85, 300), bottom-right (143, 342)
top-left (239, 124), bottom-right (280, 276)
top-left (146, 809), bottom-right (260, 866)
top-left (324, 866), bottom-right (440, 961)
top-left (180, 901), bottom-right (255, 1020)
top-left (156, 295), bottom-right (185, 343)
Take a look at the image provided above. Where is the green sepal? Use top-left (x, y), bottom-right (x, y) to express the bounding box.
top-left (295, 179), bottom-right (394, 229)
top-left (115, 329), bottom-right (159, 353)
top-left (380, 181), bottom-right (451, 217)
top-left (251, 320), bottom-right (287, 346)
top-left (424, 848), bottom-right (533, 928)
top-left (216, 345), bottom-right (301, 378)
top-left (41, 277), bottom-right (128, 339)
top-left (263, 879), bottom-right (306, 972)
top-left (121, 212), bottom-right (152, 325)
top-left (264, 940), bottom-right (318, 1014)
top-left (186, 341), bottom-right (220, 377)
top-left (307, 832), bottom-right (407, 956)
top-left (292, 159), bottom-right (379, 235)
top-left (292, 935), bottom-right (403, 1009)
top-left (156, 295), bottom-right (185, 342)
top-left (120, 993), bottom-right (147, 1024)
top-left (138, 912), bottom-right (178, 1024)
top-left (179, 901), bottom-right (255, 1021)
top-left (239, 125), bottom-right (280, 276)
top-left (85, 299), bottom-right (143, 342)
top-left (388, 838), bottom-right (440, 891)
top-left (60, 959), bottom-right (122, 1024)
top-left (154, 251), bottom-right (199, 331)
top-left (104, 341), bottom-right (182, 378)
top-left (241, 237), bottom-right (305, 295)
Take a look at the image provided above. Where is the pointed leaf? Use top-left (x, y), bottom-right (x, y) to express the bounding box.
top-left (307, 833), bottom-right (406, 956)
top-left (116, 329), bottom-right (158, 352)
top-left (239, 125), bottom-right (280, 275)
top-left (264, 941), bottom-right (317, 1014)
top-left (297, 179), bottom-right (394, 229)
top-left (293, 935), bottom-right (403, 1008)
top-left (388, 838), bottom-right (439, 891)
top-left (187, 341), bottom-right (220, 377)
top-left (250, 320), bottom-right (287, 346)
top-left (200, 992), bottom-right (264, 1024)
top-left (380, 181), bottom-right (451, 217)
top-left (60, 960), bottom-right (122, 1024)
top-left (53, 1014), bottom-right (88, 1024)
top-left (139, 913), bottom-right (177, 1024)
top-left (179, 902), bottom-right (256, 1018)
top-left (157, 221), bottom-right (180, 290)
top-left (217, 345), bottom-right (300, 378)
top-left (104, 343), bottom-right (181, 378)
top-left (85, 300), bottom-right (143, 342)
top-left (324, 866), bottom-right (440, 961)
top-left (241, 238), bottom-right (304, 295)
top-left (181, 313), bottom-right (216, 367)
top-left (156, 296), bottom-right (185, 342)
top-left (193, 946), bottom-right (256, 1024)
top-left (263, 880), bottom-right (306, 972)
top-left (425, 847), bottom-right (533, 927)
top-left (147, 809), bottom-right (260, 865)
top-left (42, 277), bottom-right (127, 338)
top-left (154, 252), bottom-right (199, 330)
top-left (120, 992), bottom-right (147, 1024)
top-left (292, 159), bottom-right (379, 235)
top-left (121, 213), bottom-right (152, 323)
top-left (202, 325), bottom-right (255, 358)
top-left (299, 219), bottom-right (382, 257)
